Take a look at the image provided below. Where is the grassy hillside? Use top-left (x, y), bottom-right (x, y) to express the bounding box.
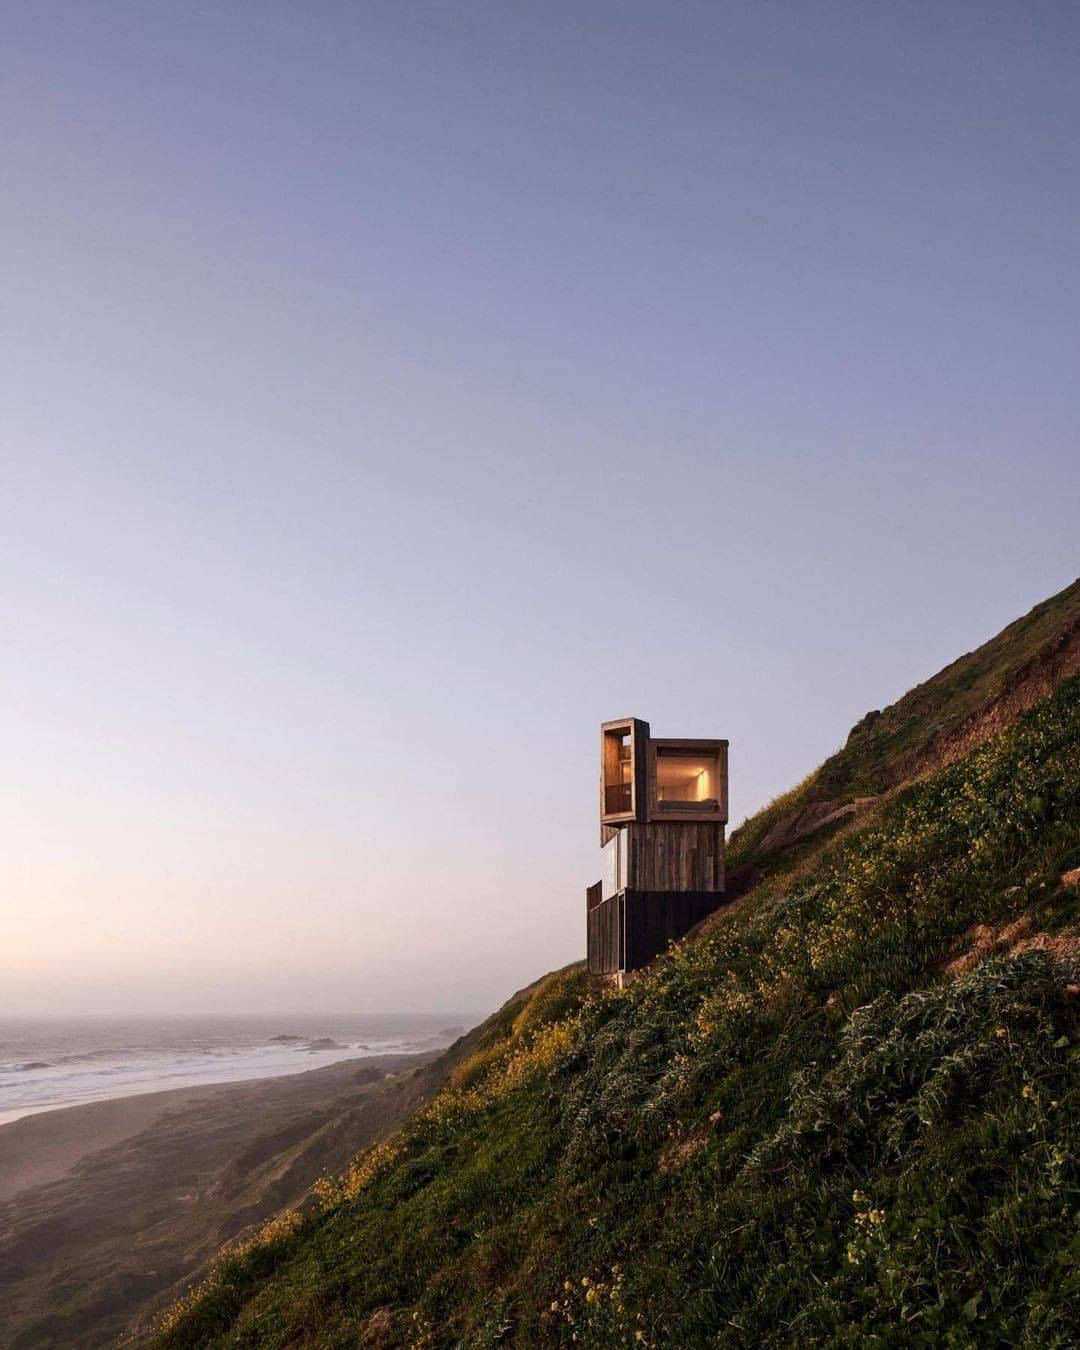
top-left (727, 577), bottom-right (1079, 874)
top-left (153, 587), bottom-right (1080, 1349)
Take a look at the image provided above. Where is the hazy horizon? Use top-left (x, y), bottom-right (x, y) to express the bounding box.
top-left (3, 3), bottom-right (1078, 1017)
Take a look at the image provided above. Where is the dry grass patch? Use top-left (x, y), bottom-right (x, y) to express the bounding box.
top-left (946, 913), bottom-right (1080, 976)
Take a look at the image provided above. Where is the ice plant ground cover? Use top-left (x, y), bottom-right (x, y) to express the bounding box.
top-left (154, 673), bottom-right (1080, 1348)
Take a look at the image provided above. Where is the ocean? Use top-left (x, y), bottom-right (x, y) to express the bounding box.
top-left (0, 1013), bottom-right (464, 1126)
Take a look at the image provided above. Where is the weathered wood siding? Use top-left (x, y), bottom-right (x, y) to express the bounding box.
top-left (586, 889), bottom-right (726, 973)
top-left (587, 892), bottom-right (624, 973)
top-left (625, 821), bottom-right (725, 892)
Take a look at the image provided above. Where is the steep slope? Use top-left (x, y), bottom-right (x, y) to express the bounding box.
top-left (152, 585), bottom-right (1080, 1349)
top-left (727, 576), bottom-right (1080, 878)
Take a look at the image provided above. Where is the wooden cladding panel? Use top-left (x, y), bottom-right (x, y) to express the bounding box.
top-left (586, 890), bottom-right (727, 974)
top-left (623, 891), bottom-right (723, 970)
top-left (626, 821), bottom-right (725, 892)
top-left (587, 893), bottom-right (624, 973)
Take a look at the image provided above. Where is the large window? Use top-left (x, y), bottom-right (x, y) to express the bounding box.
top-left (603, 727), bottom-right (634, 815)
top-left (655, 747), bottom-right (720, 810)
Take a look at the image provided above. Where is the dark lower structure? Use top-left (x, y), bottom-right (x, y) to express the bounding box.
top-left (586, 717), bottom-right (729, 976)
top-left (586, 887), bottom-right (724, 974)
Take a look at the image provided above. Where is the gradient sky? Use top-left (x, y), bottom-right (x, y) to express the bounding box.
top-left (2, 2), bottom-right (1078, 1017)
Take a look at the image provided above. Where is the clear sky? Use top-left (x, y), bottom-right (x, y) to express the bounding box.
top-left (2, 2), bottom-right (1077, 1017)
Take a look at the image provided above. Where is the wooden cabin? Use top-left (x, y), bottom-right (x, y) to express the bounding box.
top-left (587, 717), bottom-right (728, 976)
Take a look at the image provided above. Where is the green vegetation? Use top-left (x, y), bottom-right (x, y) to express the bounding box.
top-left (727, 577), bottom-right (1079, 871)
top-left (156, 664), bottom-right (1080, 1348)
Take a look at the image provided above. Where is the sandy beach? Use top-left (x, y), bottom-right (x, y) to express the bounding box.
top-left (0, 1081), bottom-right (239, 1202)
top-left (0, 1049), bottom-right (447, 1348)
top-left (0, 1054), bottom-right (389, 1203)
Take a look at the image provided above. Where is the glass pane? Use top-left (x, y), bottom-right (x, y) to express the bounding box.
top-left (604, 729), bottom-right (634, 814)
top-left (656, 751), bottom-right (717, 805)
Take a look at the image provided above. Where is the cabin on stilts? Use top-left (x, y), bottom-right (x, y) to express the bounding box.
top-left (586, 717), bottom-right (728, 978)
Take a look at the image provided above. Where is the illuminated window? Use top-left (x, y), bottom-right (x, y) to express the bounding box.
top-left (603, 727), bottom-right (634, 815)
top-left (655, 747), bottom-right (721, 811)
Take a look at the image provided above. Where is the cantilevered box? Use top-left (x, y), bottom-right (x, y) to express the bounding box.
top-left (589, 718), bottom-right (728, 975)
